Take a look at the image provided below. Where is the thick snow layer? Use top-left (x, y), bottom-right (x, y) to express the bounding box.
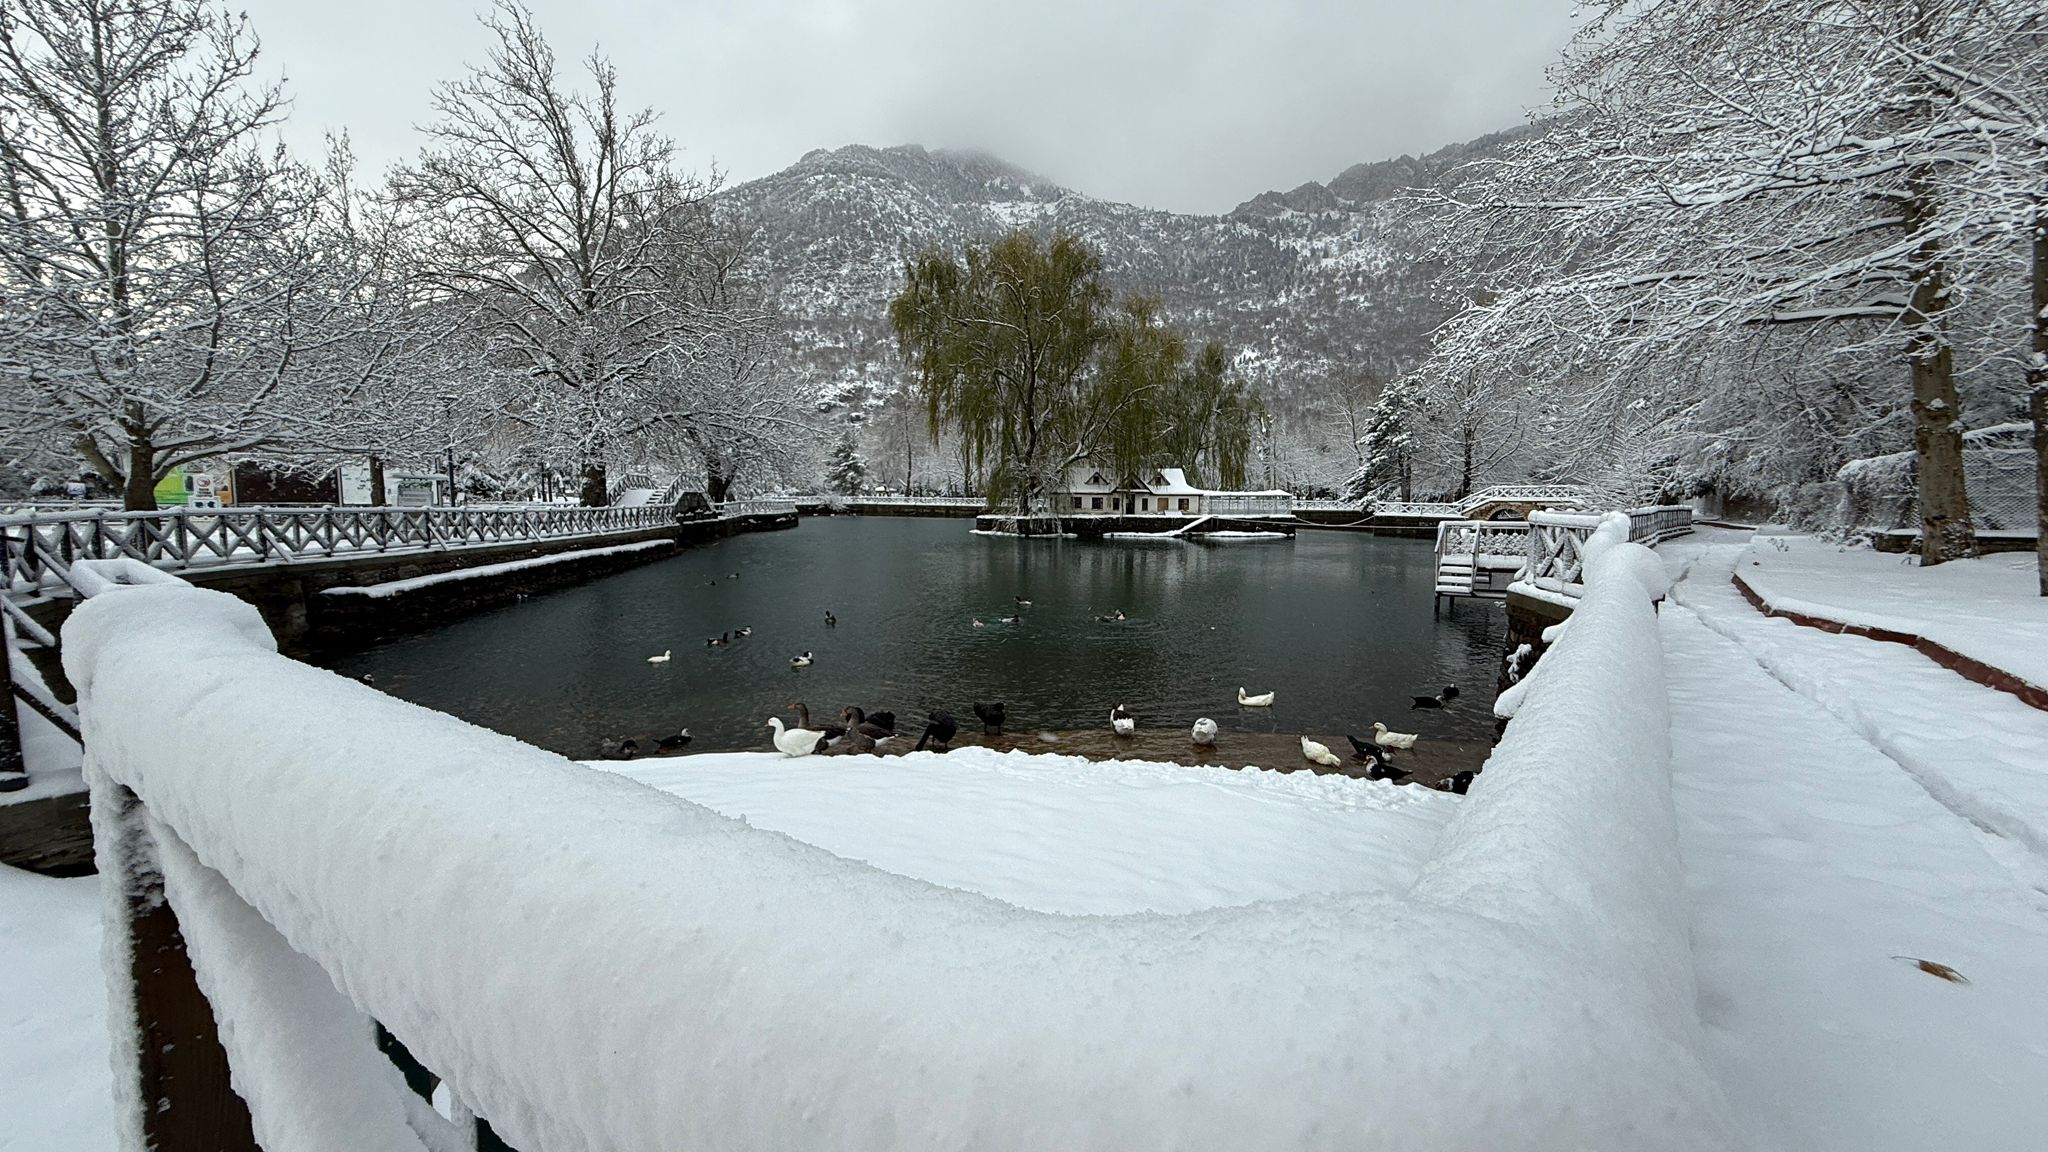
top-left (0, 867), bottom-right (112, 1152)
top-left (1682, 542), bottom-right (2048, 877)
top-left (594, 749), bottom-right (1456, 915)
top-left (59, 575), bottom-right (1739, 1152)
top-left (319, 539), bottom-right (672, 599)
top-left (1660, 537), bottom-right (2048, 1151)
top-left (1735, 535), bottom-right (2048, 691)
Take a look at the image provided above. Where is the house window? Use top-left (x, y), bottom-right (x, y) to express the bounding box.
top-left (1071, 496), bottom-right (1082, 509)
top-left (1087, 472), bottom-right (1106, 485)
top-left (1178, 497), bottom-right (1189, 511)
top-left (1091, 496), bottom-right (1103, 510)
top-left (1140, 497), bottom-right (1149, 511)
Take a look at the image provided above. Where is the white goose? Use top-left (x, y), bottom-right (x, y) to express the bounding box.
top-left (1238, 686), bottom-right (1274, 707)
top-left (1300, 736), bottom-right (1342, 768)
top-left (1110, 703), bottom-right (1136, 736)
top-left (1371, 721), bottom-right (1419, 750)
top-left (766, 717), bottom-right (824, 757)
top-left (646, 650), bottom-right (672, 664)
top-left (1191, 717), bottom-right (1219, 746)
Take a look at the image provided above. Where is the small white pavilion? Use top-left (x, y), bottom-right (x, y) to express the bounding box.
top-left (1056, 460), bottom-right (1293, 516)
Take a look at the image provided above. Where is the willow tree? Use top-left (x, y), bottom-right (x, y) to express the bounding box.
top-left (889, 231), bottom-right (1106, 511)
top-left (1096, 305), bottom-right (1259, 489)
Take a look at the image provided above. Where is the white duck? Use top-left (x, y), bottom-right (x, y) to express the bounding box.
top-left (1371, 721), bottom-right (1419, 750)
top-left (1191, 717), bottom-right (1218, 746)
top-left (1110, 703), bottom-right (1136, 736)
top-left (789, 652), bottom-right (814, 668)
top-left (1300, 736), bottom-right (1342, 768)
top-left (646, 650), bottom-right (672, 664)
top-left (766, 717), bottom-right (824, 757)
top-left (1238, 686), bottom-right (1274, 707)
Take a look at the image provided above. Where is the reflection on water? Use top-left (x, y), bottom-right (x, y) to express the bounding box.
top-left (331, 516), bottom-right (1509, 759)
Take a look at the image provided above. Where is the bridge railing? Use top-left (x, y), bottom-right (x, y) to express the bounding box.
top-left (1, 504), bottom-right (684, 593)
top-left (1292, 498), bottom-right (1362, 513)
top-left (1516, 506), bottom-right (1693, 602)
top-left (713, 498), bottom-right (799, 518)
top-left (1374, 484), bottom-right (1590, 522)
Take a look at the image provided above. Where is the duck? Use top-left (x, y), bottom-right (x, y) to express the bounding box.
top-left (971, 617), bottom-right (986, 628)
top-left (1300, 736), bottom-right (1342, 768)
top-left (973, 701), bottom-right (1007, 735)
top-left (1191, 717), bottom-right (1219, 746)
top-left (824, 610), bottom-right (837, 627)
top-left (998, 614), bottom-right (1022, 625)
top-left (1434, 770), bottom-right (1476, 795)
top-left (1346, 738), bottom-right (1411, 782)
top-left (1410, 684), bottom-right (1460, 710)
top-left (820, 727), bottom-right (876, 756)
top-left (1014, 596), bottom-right (1032, 607)
top-left (598, 736), bottom-right (640, 761)
top-left (357, 672), bottom-right (377, 687)
top-left (1238, 686), bottom-right (1275, 707)
top-left (790, 703), bottom-right (847, 740)
top-left (866, 710), bottom-right (897, 733)
top-left (766, 716), bottom-right (823, 757)
top-left (705, 580), bottom-right (719, 588)
top-left (1095, 609), bottom-right (1127, 623)
top-left (734, 626), bottom-right (753, 638)
top-left (654, 730), bottom-right (692, 751)
top-left (646, 650), bottom-right (672, 664)
top-left (1110, 703), bottom-right (1136, 736)
top-left (915, 710), bottom-right (958, 751)
top-left (789, 652), bottom-right (814, 668)
top-left (726, 572), bottom-right (740, 580)
top-left (1371, 721), bottom-right (1419, 750)
top-left (840, 706), bottom-right (895, 741)
top-left (706, 633), bottom-right (730, 647)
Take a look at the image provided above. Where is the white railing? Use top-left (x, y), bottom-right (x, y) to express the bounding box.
top-left (846, 494), bottom-right (985, 508)
top-left (1375, 484), bottom-right (1590, 522)
top-left (712, 498), bottom-right (799, 518)
top-left (1202, 493), bottom-right (1294, 516)
top-left (1515, 505), bottom-right (1694, 602)
top-left (62, 563), bottom-right (1739, 1152)
top-left (2, 504), bottom-right (685, 593)
top-left (1432, 519), bottom-right (1533, 602)
top-left (1292, 498), bottom-right (1363, 513)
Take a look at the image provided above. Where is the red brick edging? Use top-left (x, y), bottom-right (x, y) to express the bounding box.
top-left (1731, 572), bottom-right (2048, 714)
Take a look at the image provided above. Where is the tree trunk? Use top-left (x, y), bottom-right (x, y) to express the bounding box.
top-left (1903, 188), bottom-right (1975, 566)
top-left (367, 455), bottom-right (387, 508)
top-left (580, 462), bottom-right (608, 507)
top-left (705, 468), bottom-right (733, 504)
top-left (1458, 425), bottom-right (1476, 500)
top-left (2029, 202), bottom-right (2046, 596)
top-left (124, 441), bottom-right (159, 511)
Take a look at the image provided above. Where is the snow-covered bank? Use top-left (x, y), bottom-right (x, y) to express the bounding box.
top-left (1661, 537), bottom-right (2048, 1151)
top-left (1733, 535), bottom-right (2048, 695)
top-left (55, 567), bottom-right (1739, 1151)
top-left (596, 749), bottom-right (1455, 915)
top-left (318, 538), bottom-right (674, 599)
top-left (0, 867), bottom-right (111, 1152)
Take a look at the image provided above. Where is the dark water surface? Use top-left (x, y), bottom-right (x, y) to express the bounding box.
top-left (331, 516), bottom-right (1508, 758)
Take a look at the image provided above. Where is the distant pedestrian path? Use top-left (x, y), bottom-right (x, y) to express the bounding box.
top-left (1660, 531), bottom-right (2048, 1152)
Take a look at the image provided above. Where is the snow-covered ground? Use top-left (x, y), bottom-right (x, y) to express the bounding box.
top-left (1661, 531), bottom-right (2048, 1152)
top-left (0, 868), bottom-right (111, 1152)
top-left (595, 749), bottom-right (1457, 915)
top-left (1736, 534), bottom-right (2048, 690)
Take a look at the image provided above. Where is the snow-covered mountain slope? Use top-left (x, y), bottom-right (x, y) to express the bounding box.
top-left (720, 131), bottom-right (1520, 416)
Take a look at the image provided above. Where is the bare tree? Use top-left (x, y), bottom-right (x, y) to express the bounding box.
top-left (390, 0), bottom-right (705, 505)
top-left (0, 0), bottom-right (361, 508)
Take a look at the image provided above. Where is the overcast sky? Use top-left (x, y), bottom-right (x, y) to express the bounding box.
top-left (237, 0), bottom-right (1577, 217)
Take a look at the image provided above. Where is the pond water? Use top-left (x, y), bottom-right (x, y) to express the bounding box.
top-left (330, 516), bottom-right (1509, 760)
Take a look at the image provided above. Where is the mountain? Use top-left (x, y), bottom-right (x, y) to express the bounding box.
top-left (719, 132), bottom-right (1520, 421)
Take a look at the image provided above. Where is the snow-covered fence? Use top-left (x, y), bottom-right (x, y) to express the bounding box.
top-left (1517, 506), bottom-right (1693, 602)
top-left (1291, 497), bottom-right (1362, 513)
top-left (1, 504), bottom-right (686, 593)
top-left (1433, 519), bottom-right (1531, 604)
top-left (60, 550), bottom-right (1740, 1151)
top-left (1375, 484), bottom-right (1590, 522)
top-left (712, 498), bottom-right (800, 518)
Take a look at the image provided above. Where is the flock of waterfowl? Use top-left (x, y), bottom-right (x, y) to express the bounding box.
top-left (624, 572), bottom-right (1477, 793)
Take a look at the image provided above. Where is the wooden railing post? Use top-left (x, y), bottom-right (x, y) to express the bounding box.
top-left (103, 785), bottom-right (259, 1151)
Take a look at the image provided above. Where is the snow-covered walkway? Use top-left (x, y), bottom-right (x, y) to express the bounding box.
top-left (1662, 533), bottom-right (2048, 1152)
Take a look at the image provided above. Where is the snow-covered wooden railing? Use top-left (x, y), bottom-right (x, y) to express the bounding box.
top-left (0, 504), bottom-right (687, 593)
top-left (1515, 506), bottom-right (1693, 603)
top-left (61, 547), bottom-right (1740, 1151)
top-left (1291, 497), bottom-right (1362, 512)
top-left (712, 498), bottom-right (800, 518)
top-left (1432, 519), bottom-right (1532, 604)
top-left (1201, 493), bottom-right (1294, 516)
top-left (1375, 484), bottom-right (1590, 522)
top-left (841, 494), bottom-right (986, 508)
